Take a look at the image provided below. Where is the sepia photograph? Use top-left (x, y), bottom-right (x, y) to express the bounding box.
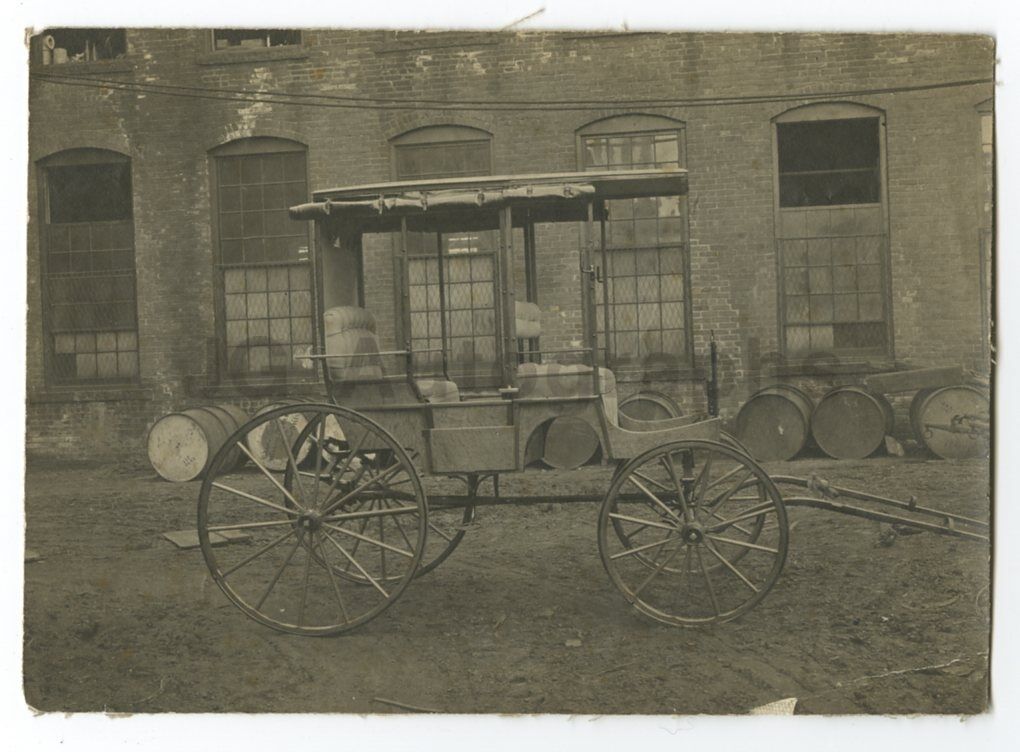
top-left (10, 1), bottom-right (1013, 745)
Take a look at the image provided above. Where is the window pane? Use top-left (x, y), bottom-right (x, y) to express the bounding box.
top-left (44, 158), bottom-right (138, 382)
top-left (48, 163), bottom-right (132, 223)
top-left (580, 127), bottom-right (689, 367)
top-left (395, 140), bottom-right (491, 180)
top-left (777, 118), bottom-right (881, 207)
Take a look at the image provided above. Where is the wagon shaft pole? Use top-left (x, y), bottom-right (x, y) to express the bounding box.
top-left (771, 475), bottom-right (989, 543)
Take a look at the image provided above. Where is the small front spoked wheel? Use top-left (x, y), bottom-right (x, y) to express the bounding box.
top-left (598, 439), bottom-right (788, 626)
top-left (198, 403), bottom-right (427, 636)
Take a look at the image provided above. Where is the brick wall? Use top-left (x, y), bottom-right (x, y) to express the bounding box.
top-left (26, 30), bottom-right (994, 460)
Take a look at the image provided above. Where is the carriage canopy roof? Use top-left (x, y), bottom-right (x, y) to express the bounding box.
top-left (288, 168), bottom-right (688, 233)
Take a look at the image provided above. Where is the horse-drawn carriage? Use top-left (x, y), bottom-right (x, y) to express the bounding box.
top-left (196, 169), bottom-right (988, 636)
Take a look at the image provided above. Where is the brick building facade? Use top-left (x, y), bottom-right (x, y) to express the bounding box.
top-left (26, 29), bottom-right (994, 459)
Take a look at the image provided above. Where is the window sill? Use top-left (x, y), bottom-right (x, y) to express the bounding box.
top-left (766, 357), bottom-right (903, 378)
top-left (196, 47), bottom-right (310, 66)
top-left (28, 383), bottom-right (153, 404)
top-left (32, 58), bottom-right (136, 75)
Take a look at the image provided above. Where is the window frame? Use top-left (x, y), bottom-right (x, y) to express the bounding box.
top-left (389, 126), bottom-right (500, 385)
top-left (37, 148), bottom-right (141, 386)
top-left (209, 29), bottom-right (303, 52)
top-left (390, 125), bottom-right (495, 182)
top-left (32, 28), bottom-right (129, 67)
top-left (208, 137), bottom-right (316, 384)
top-left (576, 115), bottom-right (694, 376)
top-left (771, 103), bottom-right (894, 363)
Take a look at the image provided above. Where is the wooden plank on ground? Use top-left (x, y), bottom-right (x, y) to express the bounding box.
top-left (162, 529), bottom-right (252, 549)
top-left (863, 366), bottom-right (964, 394)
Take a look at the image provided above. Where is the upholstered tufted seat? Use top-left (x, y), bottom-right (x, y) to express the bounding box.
top-left (517, 362), bottom-right (618, 425)
top-left (323, 306), bottom-right (460, 403)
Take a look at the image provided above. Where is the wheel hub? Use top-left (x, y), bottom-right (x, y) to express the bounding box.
top-left (297, 511), bottom-right (323, 532)
top-left (680, 523), bottom-right (704, 545)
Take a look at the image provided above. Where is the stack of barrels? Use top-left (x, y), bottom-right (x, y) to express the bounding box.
top-left (735, 368), bottom-right (988, 462)
top-left (147, 398), bottom-right (342, 482)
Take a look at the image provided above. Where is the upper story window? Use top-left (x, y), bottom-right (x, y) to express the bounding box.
top-left (777, 117), bottom-right (881, 207)
top-left (210, 137), bottom-right (313, 379)
top-left (393, 125), bottom-right (493, 181)
top-left (38, 149), bottom-right (139, 383)
top-left (392, 126), bottom-right (498, 383)
top-left (212, 29), bottom-right (301, 51)
top-left (36, 28), bottom-right (126, 65)
top-left (773, 103), bottom-right (890, 358)
top-left (578, 114), bottom-right (691, 371)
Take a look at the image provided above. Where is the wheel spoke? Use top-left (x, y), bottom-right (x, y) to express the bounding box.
top-left (659, 453), bottom-right (691, 521)
top-left (317, 426), bottom-right (371, 508)
top-left (207, 519), bottom-right (298, 533)
top-left (609, 533), bottom-right (681, 561)
top-left (211, 481), bottom-right (302, 518)
top-left (321, 463), bottom-right (406, 517)
top-left (298, 530), bottom-right (315, 625)
top-left (695, 546), bottom-right (721, 617)
top-left (631, 469), bottom-right (673, 493)
top-left (323, 503), bottom-right (421, 524)
top-left (427, 518), bottom-right (455, 542)
top-left (692, 452), bottom-right (714, 505)
top-left (707, 508), bottom-right (755, 537)
top-left (706, 469), bottom-right (753, 514)
top-left (705, 503), bottom-right (776, 533)
top-left (256, 529), bottom-right (306, 610)
top-left (273, 416), bottom-right (307, 504)
top-left (705, 534), bottom-right (778, 555)
top-left (608, 512), bottom-right (678, 533)
top-left (384, 499), bottom-right (417, 553)
top-left (704, 539), bottom-right (760, 593)
top-left (632, 540), bottom-right (683, 597)
top-left (624, 475), bottom-right (683, 524)
top-left (313, 414), bottom-right (326, 509)
top-left (315, 532), bottom-right (350, 624)
top-left (322, 521), bottom-right (415, 558)
top-left (220, 527), bottom-right (298, 578)
top-left (322, 530), bottom-right (390, 598)
top-left (704, 464), bottom-right (745, 494)
top-left (378, 510), bottom-right (388, 581)
top-left (234, 441), bottom-right (306, 512)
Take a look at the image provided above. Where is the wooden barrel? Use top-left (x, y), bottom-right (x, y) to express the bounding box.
top-left (244, 401), bottom-right (313, 471)
top-left (734, 384), bottom-right (814, 462)
top-left (197, 405), bottom-right (249, 471)
top-left (542, 416), bottom-right (601, 469)
top-left (618, 391), bottom-right (682, 422)
top-left (811, 386), bottom-right (894, 459)
top-left (910, 385), bottom-right (989, 459)
top-left (148, 408), bottom-right (230, 482)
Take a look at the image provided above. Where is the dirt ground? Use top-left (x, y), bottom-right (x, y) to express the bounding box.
top-left (22, 448), bottom-right (990, 715)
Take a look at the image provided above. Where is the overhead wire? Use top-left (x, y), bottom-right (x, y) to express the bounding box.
top-left (29, 70), bottom-right (994, 112)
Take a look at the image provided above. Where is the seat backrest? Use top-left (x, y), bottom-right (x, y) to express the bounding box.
top-left (323, 306), bottom-right (385, 381)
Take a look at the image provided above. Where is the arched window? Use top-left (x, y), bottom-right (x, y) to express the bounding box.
top-left (209, 137), bottom-right (313, 378)
top-left (38, 148), bottom-right (139, 383)
top-left (391, 125), bottom-right (493, 181)
top-left (391, 126), bottom-right (499, 382)
top-left (577, 115), bottom-right (691, 369)
top-left (773, 103), bottom-right (891, 357)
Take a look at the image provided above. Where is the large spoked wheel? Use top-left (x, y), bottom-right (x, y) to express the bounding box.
top-left (599, 439), bottom-right (788, 626)
top-left (198, 403), bottom-right (427, 636)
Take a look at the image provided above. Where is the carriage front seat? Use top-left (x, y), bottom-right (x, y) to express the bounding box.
top-left (512, 301), bottom-right (618, 425)
top-left (323, 307), bottom-right (461, 404)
